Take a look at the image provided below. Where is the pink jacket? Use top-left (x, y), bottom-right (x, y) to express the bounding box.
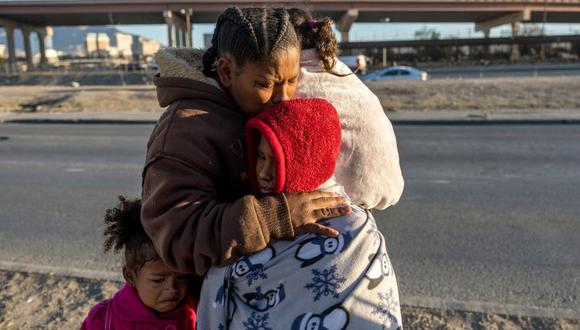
top-left (81, 284), bottom-right (196, 330)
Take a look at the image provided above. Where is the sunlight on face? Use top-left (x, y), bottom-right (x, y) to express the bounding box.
top-left (256, 136), bottom-right (276, 194)
top-left (227, 47), bottom-right (301, 116)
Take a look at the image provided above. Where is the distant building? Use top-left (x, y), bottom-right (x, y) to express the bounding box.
top-left (133, 36), bottom-right (161, 59)
top-left (85, 32), bottom-right (110, 56)
top-left (33, 48), bottom-right (60, 64)
top-left (0, 26), bottom-right (163, 59)
top-left (85, 31), bottom-right (136, 58)
top-left (112, 32), bottom-right (134, 58)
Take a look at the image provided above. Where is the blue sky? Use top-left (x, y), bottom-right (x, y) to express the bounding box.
top-left (119, 22), bottom-right (580, 48)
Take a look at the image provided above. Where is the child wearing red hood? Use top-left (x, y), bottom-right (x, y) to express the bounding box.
top-left (81, 197), bottom-right (198, 330)
top-left (197, 99), bottom-right (402, 330)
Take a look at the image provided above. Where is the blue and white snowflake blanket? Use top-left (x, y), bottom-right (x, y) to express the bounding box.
top-left (198, 186), bottom-right (402, 330)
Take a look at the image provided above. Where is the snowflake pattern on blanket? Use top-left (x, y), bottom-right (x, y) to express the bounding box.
top-left (243, 312), bottom-right (273, 330)
top-left (305, 264), bottom-right (346, 301)
top-left (196, 203), bottom-right (402, 330)
top-left (371, 288), bottom-right (400, 329)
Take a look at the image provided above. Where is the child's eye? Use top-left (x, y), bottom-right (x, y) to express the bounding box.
top-left (257, 81), bottom-right (273, 89)
top-left (151, 278), bottom-right (163, 284)
top-left (176, 275), bottom-right (188, 282)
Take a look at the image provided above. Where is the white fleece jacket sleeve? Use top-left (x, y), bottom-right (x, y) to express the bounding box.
top-left (295, 59), bottom-right (404, 210)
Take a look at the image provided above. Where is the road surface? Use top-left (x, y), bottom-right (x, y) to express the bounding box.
top-left (0, 123), bottom-right (579, 317)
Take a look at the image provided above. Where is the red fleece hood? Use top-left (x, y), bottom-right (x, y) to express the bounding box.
top-left (246, 98), bottom-right (341, 194)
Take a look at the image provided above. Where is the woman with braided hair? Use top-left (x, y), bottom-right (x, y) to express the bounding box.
top-left (142, 6), bottom-right (350, 285)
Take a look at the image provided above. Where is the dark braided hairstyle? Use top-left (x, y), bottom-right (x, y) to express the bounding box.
top-left (104, 196), bottom-right (158, 271)
top-left (203, 7), bottom-right (300, 78)
top-left (288, 8), bottom-right (344, 74)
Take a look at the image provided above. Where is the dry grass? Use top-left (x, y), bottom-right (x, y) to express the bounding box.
top-left (1, 76), bottom-right (580, 114)
top-left (0, 86), bottom-right (159, 113)
top-left (367, 76), bottom-right (580, 111)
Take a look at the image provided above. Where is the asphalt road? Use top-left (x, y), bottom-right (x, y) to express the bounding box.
top-left (1, 123), bottom-right (579, 316)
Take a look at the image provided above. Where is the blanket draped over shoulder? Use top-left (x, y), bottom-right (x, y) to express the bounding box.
top-left (198, 181), bottom-right (403, 330)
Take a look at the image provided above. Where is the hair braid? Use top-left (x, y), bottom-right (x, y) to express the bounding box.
top-left (230, 7), bottom-right (260, 56)
top-left (202, 14), bottom-right (226, 76)
top-left (271, 8), bottom-right (290, 55)
top-left (202, 7), bottom-right (299, 77)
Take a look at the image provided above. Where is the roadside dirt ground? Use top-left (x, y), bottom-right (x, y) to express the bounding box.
top-left (1, 76), bottom-right (580, 113)
top-left (1, 271), bottom-right (578, 329)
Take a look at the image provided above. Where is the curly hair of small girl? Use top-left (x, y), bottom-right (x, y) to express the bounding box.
top-left (288, 8), bottom-right (340, 73)
top-left (103, 196), bottom-right (158, 271)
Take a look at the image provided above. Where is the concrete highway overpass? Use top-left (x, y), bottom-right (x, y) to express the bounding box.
top-left (2, 0), bottom-right (580, 72)
top-left (2, 0), bottom-right (580, 26)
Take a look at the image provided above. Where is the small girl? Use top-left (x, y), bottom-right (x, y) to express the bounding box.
top-left (81, 196), bottom-right (197, 330)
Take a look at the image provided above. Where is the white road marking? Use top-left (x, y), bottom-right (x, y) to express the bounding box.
top-left (66, 168), bottom-right (85, 172)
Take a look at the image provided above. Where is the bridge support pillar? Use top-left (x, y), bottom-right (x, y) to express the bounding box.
top-left (185, 10), bottom-right (193, 48)
top-left (38, 29), bottom-right (48, 69)
top-left (482, 28), bottom-right (491, 56)
top-left (164, 10), bottom-right (175, 47)
top-left (511, 21), bottom-right (521, 61)
top-left (5, 25), bottom-right (17, 74)
top-left (166, 11), bottom-right (187, 48)
top-left (22, 28), bottom-right (34, 72)
top-left (181, 28), bottom-right (187, 48)
top-left (174, 25), bottom-right (181, 47)
top-left (337, 9), bottom-right (358, 54)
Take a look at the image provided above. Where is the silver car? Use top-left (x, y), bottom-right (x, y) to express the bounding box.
top-left (364, 66), bottom-right (428, 81)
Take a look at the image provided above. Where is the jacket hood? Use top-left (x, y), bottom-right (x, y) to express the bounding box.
top-left (154, 48), bottom-right (234, 109)
top-left (155, 47), bottom-right (208, 81)
top-left (246, 98), bottom-right (341, 194)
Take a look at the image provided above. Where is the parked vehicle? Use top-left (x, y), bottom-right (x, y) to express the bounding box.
top-left (364, 66), bottom-right (428, 81)
top-left (338, 55), bottom-right (368, 74)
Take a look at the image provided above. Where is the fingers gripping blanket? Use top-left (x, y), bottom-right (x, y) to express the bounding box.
top-left (198, 205), bottom-right (402, 330)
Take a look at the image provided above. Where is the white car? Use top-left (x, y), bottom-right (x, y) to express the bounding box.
top-left (364, 66), bottom-right (428, 81)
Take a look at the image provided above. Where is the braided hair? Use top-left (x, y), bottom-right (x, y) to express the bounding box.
top-left (203, 7), bottom-right (300, 77)
top-left (104, 196), bottom-right (158, 271)
top-left (288, 8), bottom-right (343, 74)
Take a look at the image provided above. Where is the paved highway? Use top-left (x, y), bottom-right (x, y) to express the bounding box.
top-left (0, 123), bottom-right (579, 316)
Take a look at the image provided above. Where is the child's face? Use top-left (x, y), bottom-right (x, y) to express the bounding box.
top-left (256, 136), bottom-right (275, 194)
top-left (218, 47), bottom-right (301, 116)
top-left (126, 259), bottom-right (188, 314)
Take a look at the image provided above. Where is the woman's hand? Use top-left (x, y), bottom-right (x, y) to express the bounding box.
top-left (284, 192), bottom-right (351, 238)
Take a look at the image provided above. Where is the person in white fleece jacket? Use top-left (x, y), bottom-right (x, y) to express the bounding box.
top-left (289, 8), bottom-right (404, 210)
